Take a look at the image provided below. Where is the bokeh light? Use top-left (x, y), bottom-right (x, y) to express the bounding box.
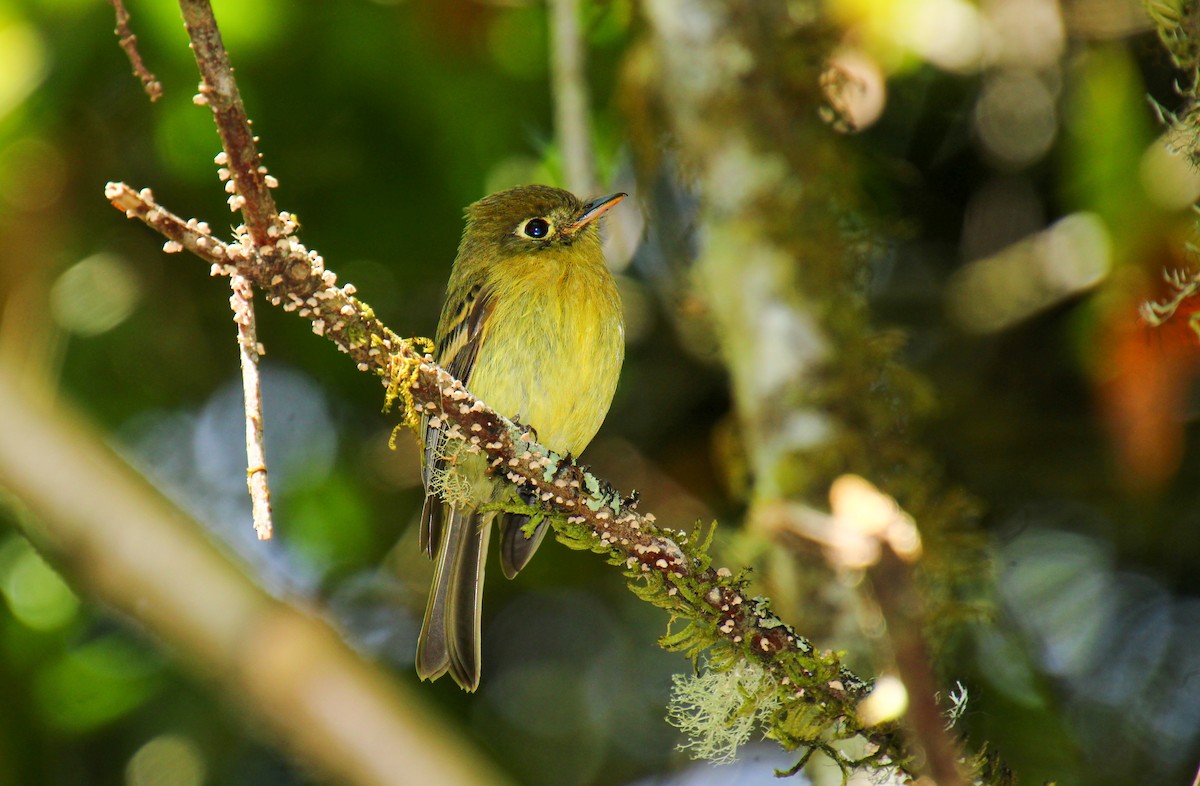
top-left (0, 16), bottom-right (46, 122)
top-left (1139, 132), bottom-right (1200, 211)
top-left (973, 69), bottom-right (1059, 168)
top-left (947, 212), bottom-right (1111, 332)
top-left (0, 136), bottom-right (66, 213)
top-left (126, 733), bottom-right (207, 786)
top-left (50, 253), bottom-right (142, 337)
top-left (34, 636), bottom-right (162, 733)
top-left (0, 536), bottom-right (78, 632)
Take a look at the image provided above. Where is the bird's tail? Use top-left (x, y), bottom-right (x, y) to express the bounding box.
top-left (498, 511), bottom-right (550, 579)
top-left (416, 501), bottom-right (492, 692)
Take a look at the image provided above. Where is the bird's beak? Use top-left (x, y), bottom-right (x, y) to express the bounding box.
top-left (565, 192), bottom-right (627, 235)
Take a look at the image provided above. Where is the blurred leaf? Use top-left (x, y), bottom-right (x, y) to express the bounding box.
top-left (1061, 45), bottom-right (1156, 260)
top-left (34, 636), bottom-right (163, 733)
top-left (286, 471), bottom-right (376, 569)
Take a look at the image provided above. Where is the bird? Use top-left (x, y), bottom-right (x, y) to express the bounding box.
top-left (416, 184), bottom-right (627, 691)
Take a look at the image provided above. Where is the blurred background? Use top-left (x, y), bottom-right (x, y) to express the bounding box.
top-left (1, 0), bottom-right (1200, 784)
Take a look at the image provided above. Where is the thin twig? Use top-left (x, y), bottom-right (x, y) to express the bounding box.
top-left (230, 275), bottom-right (273, 540)
top-left (108, 0), bottom-right (163, 102)
top-left (869, 550), bottom-right (966, 786)
top-left (767, 479), bottom-right (968, 785)
top-left (550, 0), bottom-right (596, 194)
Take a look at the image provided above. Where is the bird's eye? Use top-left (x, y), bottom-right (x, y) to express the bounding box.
top-left (519, 217), bottom-right (552, 239)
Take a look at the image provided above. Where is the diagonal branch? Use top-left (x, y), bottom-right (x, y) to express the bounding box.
top-left (103, 176), bottom-right (906, 771)
top-left (101, 0), bottom-right (919, 776)
top-left (0, 369), bottom-right (506, 786)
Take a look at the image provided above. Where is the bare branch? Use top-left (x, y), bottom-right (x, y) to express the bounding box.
top-left (105, 182), bottom-right (405, 372)
top-left (107, 0), bottom-right (163, 102)
top-left (230, 275), bottom-right (273, 540)
top-left (173, 0), bottom-right (289, 537)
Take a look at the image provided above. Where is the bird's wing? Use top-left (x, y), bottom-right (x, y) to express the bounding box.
top-left (437, 282), bottom-right (494, 385)
top-left (420, 282), bottom-right (495, 557)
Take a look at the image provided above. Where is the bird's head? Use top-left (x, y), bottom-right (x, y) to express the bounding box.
top-left (459, 185), bottom-right (626, 265)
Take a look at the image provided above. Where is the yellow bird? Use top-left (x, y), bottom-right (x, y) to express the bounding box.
top-left (416, 185), bottom-right (627, 691)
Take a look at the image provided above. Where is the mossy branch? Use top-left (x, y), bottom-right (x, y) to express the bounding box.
top-left (104, 177), bottom-right (912, 775)
top-left (100, 56), bottom-right (915, 786)
top-left (97, 0), bottom-right (979, 780)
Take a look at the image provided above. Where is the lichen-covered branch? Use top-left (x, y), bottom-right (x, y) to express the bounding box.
top-left (98, 0), bottom-right (961, 778)
top-left (106, 182), bottom-right (406, 371)
top-left (104, 179), bottom-right (905, 770)
top-left (177, 0), bottom-right (286, 539)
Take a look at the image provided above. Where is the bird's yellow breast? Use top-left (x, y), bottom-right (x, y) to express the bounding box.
top-left (466, 252), bottom-right (623, 457)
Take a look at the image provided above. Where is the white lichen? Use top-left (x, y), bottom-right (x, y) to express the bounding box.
top-left (666, 659), bottom-right (780, 765)
top-left (428, 440), bottom-right (477, 509)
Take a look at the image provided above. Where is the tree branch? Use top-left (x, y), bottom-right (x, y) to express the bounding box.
top-left (93, 0), bottom-right (967, 778)
top-left (229, 275), bottom-right (273, 539)
top-left (105, 176), bottom-right (911, 775)
top-left (103, 181), bottom-right (883, 729)
top-left (0, 370), bottom-right (507, 786)
top-left (178, 0), bottom-right (285, 539)
top-left (825, 476), bottom-right (967, 786)
top-left (628, 0), bottom-right (997, 780)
